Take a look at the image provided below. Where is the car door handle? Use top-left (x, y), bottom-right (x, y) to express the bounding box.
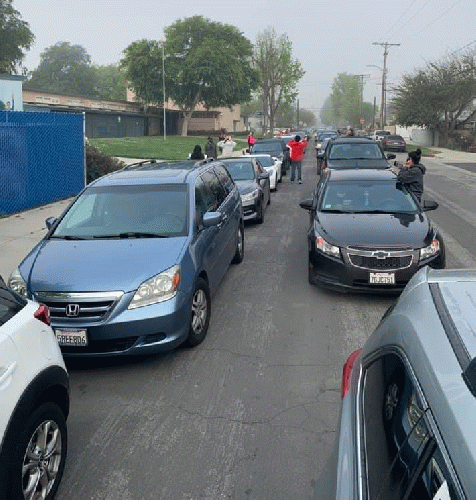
top-left (0, 362), bottom-right (17, 390)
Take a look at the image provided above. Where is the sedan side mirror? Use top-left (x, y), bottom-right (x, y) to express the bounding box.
top-left (259, 171), bottom-right (270, 180)
top-left (421, 199), bottom-right (438, 211)
top-left (386, 153), bottom-right (396, 160)
top-left (45, 217), bottom-right (57, 230)
top-left (299, 199), bottom-right (314, 211)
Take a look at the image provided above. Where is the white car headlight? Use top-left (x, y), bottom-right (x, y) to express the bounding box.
top-left (420, 239), bottom-right (440, 260)
top-left (315, 234), bottom-right (341, 258)
top-left (242, 189), bottom-right (259, 202)
top-left (129, 265), bottom-right (180, 309)
top-left (8, 268), bottom-right (28, 297)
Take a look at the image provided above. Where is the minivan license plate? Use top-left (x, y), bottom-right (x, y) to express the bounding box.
top-left (369, 272), bottom-right (395, 285)
top-left (55, 329), bottom-right (88, 346)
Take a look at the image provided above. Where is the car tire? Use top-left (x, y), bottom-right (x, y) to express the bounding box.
top-left (7, 402), bottom-right (67, 500)
top-left (256, 202), bottom-right (264, 224)
top-left (231, 224), bottom-right (244, 264)
top-left (184, 278), bottom-right (211, 347)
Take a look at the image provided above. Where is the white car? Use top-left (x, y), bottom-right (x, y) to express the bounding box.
top-left (242, 153), bottom-right (282, 191)
top-left (0, 277), bottom-right (69, 500)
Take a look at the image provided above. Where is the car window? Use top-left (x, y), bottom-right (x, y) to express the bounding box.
top-left (320, 181), bottom-right (418, 213)
top-left (213, 165), bottom-right (235, 196)
top-left (328, 143), bottom-right (383, 160)
top-left (195, 176), bottom-right (214, 223)
top-left (52, 184), bottom-right (189, 238)
top-left (252, 142), bottom-right (283, 155)
top-left (253, 156), bottom-right (273, 167)
top-left (0, 284), bottom-right (26, 325)
top-left (201, 170), bottom-right (227, 209)
top-left (223, 161), bottom-right (256, 181)
top-left (362, 352), bottom-right (433, 500)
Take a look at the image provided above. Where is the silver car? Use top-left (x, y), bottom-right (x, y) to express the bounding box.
top-left (315, 266), bottom-right (476, 499)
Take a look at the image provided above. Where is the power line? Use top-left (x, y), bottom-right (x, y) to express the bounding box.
top-left (420, 0), bottom-right (463, 31)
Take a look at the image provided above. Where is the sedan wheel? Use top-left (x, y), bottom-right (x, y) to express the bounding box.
top-left (232, 224), bottom-right (244, 264)
top-left (185, 278), bottom-right (211, 347)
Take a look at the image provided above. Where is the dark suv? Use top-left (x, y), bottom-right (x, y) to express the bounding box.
top-left (319, 137), bottom-right (396, 172)
top-left (250, 138), bottom-right (290, 175)
top-left (9, 159), bottom-right (244, 357)
top-left (315, 267), bottom-right (476, 499)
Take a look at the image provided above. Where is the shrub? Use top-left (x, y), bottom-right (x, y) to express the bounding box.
top-left (86, 143), bottom-right (125, 184)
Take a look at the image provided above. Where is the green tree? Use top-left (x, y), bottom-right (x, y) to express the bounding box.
top-left (163, 16), bottom-right (259, 136)
top-left (93, 64), bottom-right (127, 101)
top-left (393, 51), bottom-right (476, 143)
top-left (320, 95), bottom-right (337, 127)
top-left (330, 73), bottom-right (362, 127)
top-left (0, 0), bottom-right (34, 74)
top-left (26, 42), bottom-right (96, 95)
top-left (253, 28), bottom-right (304, 134)
top-left (120, 39), bottom-right (163, 112)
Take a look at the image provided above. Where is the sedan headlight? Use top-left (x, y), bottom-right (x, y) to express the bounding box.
top-left (8, 268), bottom-right (28, 298)
top-left (242, 189), bottom-right (259, 202)
top-left (129, 265), bottom-right (180, 309)
top-left (315, 234), bottom-right (341, 258)
top-left (420, 239), bottom-right (440, 260)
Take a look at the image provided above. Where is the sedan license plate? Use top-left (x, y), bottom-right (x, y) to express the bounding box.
top-left (369, 272), bottom-right (395, 285)
top-left (55, 329), bottom-right (88, 346)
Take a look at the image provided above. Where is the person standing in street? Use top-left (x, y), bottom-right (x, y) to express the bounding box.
top-left (287, 134), bottom-right (308, 184)
top-left (247, 131), bottom-right (256, 151)
top-left (394, 148), bottom-right (425, 202)
top-left (217, 135), bottom-right (236, 157)
top-left (205, 137), bottom-right (217, 159)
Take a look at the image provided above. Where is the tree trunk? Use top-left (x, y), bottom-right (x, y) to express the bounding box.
top-left (180, 89), bottom-right (202, 137)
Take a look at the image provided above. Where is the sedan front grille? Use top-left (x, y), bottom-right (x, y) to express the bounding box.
top-left (347, 247), bottom-right (413, 271)
top-left (34, 291), bottom-right (124, 323)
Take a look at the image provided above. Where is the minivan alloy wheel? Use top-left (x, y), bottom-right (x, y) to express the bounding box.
top-left (185, 278), bottom-right (211, 347)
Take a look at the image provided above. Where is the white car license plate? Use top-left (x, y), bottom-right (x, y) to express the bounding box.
top-left (55, 329), bottom-right (88, 346)
top-left (369, 272), bottom-right (395, 285)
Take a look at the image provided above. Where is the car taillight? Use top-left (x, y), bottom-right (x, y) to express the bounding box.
top-left (34, 303), bottom-right (51, 326)
top-left (341, 348), bottom-right (362, 398)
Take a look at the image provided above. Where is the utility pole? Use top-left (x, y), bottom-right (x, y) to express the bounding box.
top-left (351, 74), bottom-right (370, 128)
top-left (296, 99), bottom-right (300, 129)
top-left (372, 42), bottom-right (400, 128)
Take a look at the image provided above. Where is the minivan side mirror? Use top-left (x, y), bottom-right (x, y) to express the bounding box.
top-left (202, 212), bottom-right (222, 227)
top-left (421, 200), bottom-right (438, 211)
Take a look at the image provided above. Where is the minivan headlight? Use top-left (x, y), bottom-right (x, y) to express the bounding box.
top-left (129, 265), bottom-right (180, 309)
top-left (8, 268), bottom-right (28, 298)
top-left (420, 239), bottom-right (440, 260)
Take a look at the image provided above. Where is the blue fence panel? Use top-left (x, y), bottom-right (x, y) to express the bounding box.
top-left (0, 111), bottom-right (84, 215)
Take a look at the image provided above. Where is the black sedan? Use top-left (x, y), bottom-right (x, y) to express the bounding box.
top-left (299, 169), bottom-right (445, 292)
top-left (250, 138), bottom-right (289, 175)
top-left (320, 138), bottom-right (396, 172)
top-left (221, 157), bottom-right (270, 224)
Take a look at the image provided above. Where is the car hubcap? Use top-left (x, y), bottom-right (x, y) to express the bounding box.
top-left (237, 228), bottom-right (243, 256)
top-left (191, 289), bottom-right (208, 334)
top-left (22, 420), bottom-right (62, 500)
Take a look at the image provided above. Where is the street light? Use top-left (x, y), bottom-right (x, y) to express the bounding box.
top-left (161, 41), bottom-right (166, 140)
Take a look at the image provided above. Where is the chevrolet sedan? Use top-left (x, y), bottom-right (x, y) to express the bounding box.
top-left (299, 169), bottom-right (445, 292)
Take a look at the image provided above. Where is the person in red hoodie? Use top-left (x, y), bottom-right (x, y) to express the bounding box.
top-left (287, 134), bottom-right (308, 184)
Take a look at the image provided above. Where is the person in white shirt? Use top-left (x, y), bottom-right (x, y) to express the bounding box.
top-left (217, 135), bottom-right (236, 157)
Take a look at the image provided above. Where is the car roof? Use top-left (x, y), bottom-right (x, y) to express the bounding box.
top-left (325, 168), bottom-right (395, 182)
top-left (88, 159), bottom-right (217, 187)
top-left (329, 137), bottom-right (375, 145)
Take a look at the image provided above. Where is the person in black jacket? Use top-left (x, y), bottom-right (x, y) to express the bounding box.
top-left (190, 145), bottom-right (205, 160)
top-left (395, 148), bottom-right (425, 202)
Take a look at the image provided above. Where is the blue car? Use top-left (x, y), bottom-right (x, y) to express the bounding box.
top-left (8, 160), bottom-right (244, 357)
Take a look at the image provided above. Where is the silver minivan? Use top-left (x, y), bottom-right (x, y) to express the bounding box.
top-left (315, 267), bottom-right (476, 499)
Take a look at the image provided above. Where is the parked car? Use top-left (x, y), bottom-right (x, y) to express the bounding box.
top-left (315, 131), bottom-right (338, 174)
top-left (371, 129), bottom-right (391, 142)
top-left (0, 276), bottom-right (69, 499)
top-left (299, 168), bottom-right (445, 292)
top-left (315, 267), bottom-right (476, 499)
top-left (241, 153), bottom-right (281, 190)
top-left (221, 157), bottom-right (270, 224)
top-left (381, 134), bottom-right (407, 152)
top-left (319, 137), bottom-right (396, 172)
top-left (8, 159), bottom-right (244, 357)
top-left (250, 138), bottom-right (289, 176)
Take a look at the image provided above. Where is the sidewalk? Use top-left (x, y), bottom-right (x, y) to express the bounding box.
top-left (1, 147), bottom-right (475, 283)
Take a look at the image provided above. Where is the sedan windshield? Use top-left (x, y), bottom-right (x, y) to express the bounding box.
top-left (320, 181), bottom-right (419, 214)
top-left (253, 156), bottom-right (273, 167)
top-left (51, 184), bottom-right (189, 239)
top-left (224, 161), bottom-right (256, 181)
top-left (328, 143), bottom-right (383, 160)
top-left (252, 143), bottom-right (283, 156)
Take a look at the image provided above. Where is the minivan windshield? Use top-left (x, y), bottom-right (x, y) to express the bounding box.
top-left (51, 184), bottom-right (189, 239)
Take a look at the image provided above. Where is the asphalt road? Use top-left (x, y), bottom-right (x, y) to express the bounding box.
top-left (55, 147), bottom-right (476, 500)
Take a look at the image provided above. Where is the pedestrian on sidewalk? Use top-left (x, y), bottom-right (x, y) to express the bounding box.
top-left (204, 137), bottom-right (217, 159)
top-left (287, 134), bottom-right (308, 184)
top-left (247, 131), bottom-right (256, 152)
top-left (217, 135), bottom-right (236, 157)
top-left (394, 148), bottom-right (425, 202)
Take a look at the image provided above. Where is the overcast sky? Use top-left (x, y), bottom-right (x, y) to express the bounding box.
top-left (12, 0), bottom-right (476, 117)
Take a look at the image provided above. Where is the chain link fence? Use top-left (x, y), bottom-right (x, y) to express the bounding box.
top-left (0, 111), bottom-right (85, 215)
